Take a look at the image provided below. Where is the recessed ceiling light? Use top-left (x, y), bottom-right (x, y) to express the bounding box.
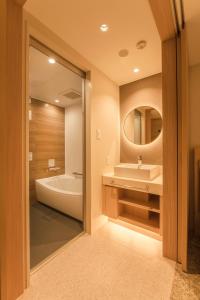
top-left (48, 58), bottom-right (56, 64)
top-left (55, 99), bottom-right (60, 103)
top-left (133, 68), bottom-right (140, 73)
top-left (100, 24), bottom-right (109, 32)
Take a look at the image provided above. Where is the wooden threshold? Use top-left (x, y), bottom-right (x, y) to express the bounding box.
top-left (118, 212), bottom-right (160, 234)
top-left (118, 198), bottom-right (160, 213)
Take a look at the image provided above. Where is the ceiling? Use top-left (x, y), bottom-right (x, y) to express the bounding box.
top-left (184, 0), bottom-right (200, 66)
top-left (25, 0), bottom-right (161, 86)
top-left (30, 46), bottom-right (82, 107)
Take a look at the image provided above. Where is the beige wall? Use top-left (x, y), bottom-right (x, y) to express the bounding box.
top-left (90, 70), bottom-right (120, 232)
top-left (25, 12), bottom-right (120, 233)
top-left (189, 63), bottom-right (200, 229)
top-left (120, 73), bottom-right (162, 164)
top-left (65, 103), bottom-right (83, 175)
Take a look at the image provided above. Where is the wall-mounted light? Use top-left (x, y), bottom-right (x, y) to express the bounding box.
top-left (100, 24), bottom-right (109, 32)
top-left (48, 58), bottom-right (56, 64)
top-left (54, 99), bottom-right (60, 103)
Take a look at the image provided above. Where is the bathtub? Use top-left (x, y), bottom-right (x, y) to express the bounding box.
top-left (35, 175), bottom-right (83, 221)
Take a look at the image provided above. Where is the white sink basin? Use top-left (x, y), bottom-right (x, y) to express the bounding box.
top-left (114, 163), bottom-right (160, 181)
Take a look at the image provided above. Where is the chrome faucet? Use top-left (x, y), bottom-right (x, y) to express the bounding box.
top-left (137, 155), bottom-right (142, 168)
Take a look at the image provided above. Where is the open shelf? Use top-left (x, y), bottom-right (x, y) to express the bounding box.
top-left (103, 185), bottom-right (162, 238)
top-left (118, 197), bottom-right (160, 213)
top-left (118, 212), bottom-right (160, 234)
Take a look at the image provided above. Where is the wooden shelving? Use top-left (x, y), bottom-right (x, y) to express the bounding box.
top-left (118, 197), bottom-right (160, 213)
top-left (118, 212), bottom-right (160, 234)
top-left (103, 185), bottom-right (162, 238)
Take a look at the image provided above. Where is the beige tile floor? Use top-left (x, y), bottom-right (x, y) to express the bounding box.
top-left (19, 222), bottom-right (175, 300)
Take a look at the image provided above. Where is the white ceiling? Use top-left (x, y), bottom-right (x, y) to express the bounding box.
top-left (30, 46), bottom-right (82, 107)
top-left (25, 0), bottom-right (161, 86)
top-left (184, 0), bottom-right (200, 66)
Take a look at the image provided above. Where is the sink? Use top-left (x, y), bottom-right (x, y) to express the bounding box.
top-left (114, 163), bottom-right (160, 181)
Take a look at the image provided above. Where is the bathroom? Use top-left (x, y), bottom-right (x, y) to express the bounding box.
top-left (29, 40), bottom-right (163, 268)
top-left (2, 0), bottom-right (199, 299)
top-left (29, 42), bottom-right (85, 268)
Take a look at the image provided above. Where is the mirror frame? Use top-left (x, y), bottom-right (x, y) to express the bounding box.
top-left (123, 106), bottom-right (162, 146)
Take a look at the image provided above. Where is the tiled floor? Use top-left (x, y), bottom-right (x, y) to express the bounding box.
top-left (30, 202), bottom-right (83, 268)
top-left (20, 222), bottom-right (175, 300)
top-left (171, 237), bottom-right (200, 300)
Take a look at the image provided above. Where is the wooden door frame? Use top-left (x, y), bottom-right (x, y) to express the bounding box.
top-left (149, 0), bottom-right (189, 269)
top-left (25, 34), bottom-right (88, 275)
top-left (1, 1), bottom-right (92, 298)
top-left (23, 6), bottom-right (93, 288)
top-left (177, 27), bottom-right (189, 272)
top-left (1, 0), bottom-right (27, 299)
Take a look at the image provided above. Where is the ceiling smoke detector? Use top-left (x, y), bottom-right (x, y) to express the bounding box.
top-left (136, 40), bottom-right (147, 50)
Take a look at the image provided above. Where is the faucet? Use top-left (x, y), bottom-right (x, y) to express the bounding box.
top-left (137, 155), bottom-right (142, 168)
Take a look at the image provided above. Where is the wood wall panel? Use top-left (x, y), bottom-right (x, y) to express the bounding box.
top-left (177, 28), bottom-right (189, 271)
top-left (194, 146), bottom-right (200, 236)
top-left (0, 0), bottom-right (26, 299)
top-left (148, 0), bottom-right (177, 41)
top-left (162, 37), bottom-right (178, 260)
top-left (29, 99), bottom-right (65, 201)
top-left (102, 186), bottom-right (118, 219)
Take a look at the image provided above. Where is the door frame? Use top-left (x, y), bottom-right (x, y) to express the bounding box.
top-left (23, 17), bottom-right (91, 281)
top-left (149, 0), bottom-right (189, 270)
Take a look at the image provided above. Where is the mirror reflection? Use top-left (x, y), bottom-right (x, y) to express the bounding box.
top-left (123, 106), bottom-right (162, 145)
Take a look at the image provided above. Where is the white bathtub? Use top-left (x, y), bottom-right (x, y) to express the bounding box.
top-left (35, 175), bottom-right (83, 221)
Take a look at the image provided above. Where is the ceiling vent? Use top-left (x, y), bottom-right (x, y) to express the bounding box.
top-left (62, 89), bottom-right (81, 99)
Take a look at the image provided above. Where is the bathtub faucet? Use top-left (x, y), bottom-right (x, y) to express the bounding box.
top-left (72, 172), bottom-right (83, 176)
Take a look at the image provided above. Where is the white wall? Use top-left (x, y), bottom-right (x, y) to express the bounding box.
top-left (65, 103), bottom-right (83, 175)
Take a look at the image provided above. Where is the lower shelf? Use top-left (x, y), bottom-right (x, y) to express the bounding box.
top-left (118, 212), bottom-right (160, 234)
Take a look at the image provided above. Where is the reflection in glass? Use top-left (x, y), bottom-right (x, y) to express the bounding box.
top-left (124, 106), bottom-right (162, 145)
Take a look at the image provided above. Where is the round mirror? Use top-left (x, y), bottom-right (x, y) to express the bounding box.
top-left (123, 106), bottom-right (162, 145)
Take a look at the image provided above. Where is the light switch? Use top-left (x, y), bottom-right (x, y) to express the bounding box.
top-left (29, 152), bottom-right (33, 161)
top-left (48, 159), bottom-right (55, 168)
top-left (96, 129), bottom-right (101, 140)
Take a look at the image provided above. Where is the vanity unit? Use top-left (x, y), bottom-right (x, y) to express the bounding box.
top-left (103, 105), bottom-right (163, 239)
top-left (102, 164), bottom-right (163, 239)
